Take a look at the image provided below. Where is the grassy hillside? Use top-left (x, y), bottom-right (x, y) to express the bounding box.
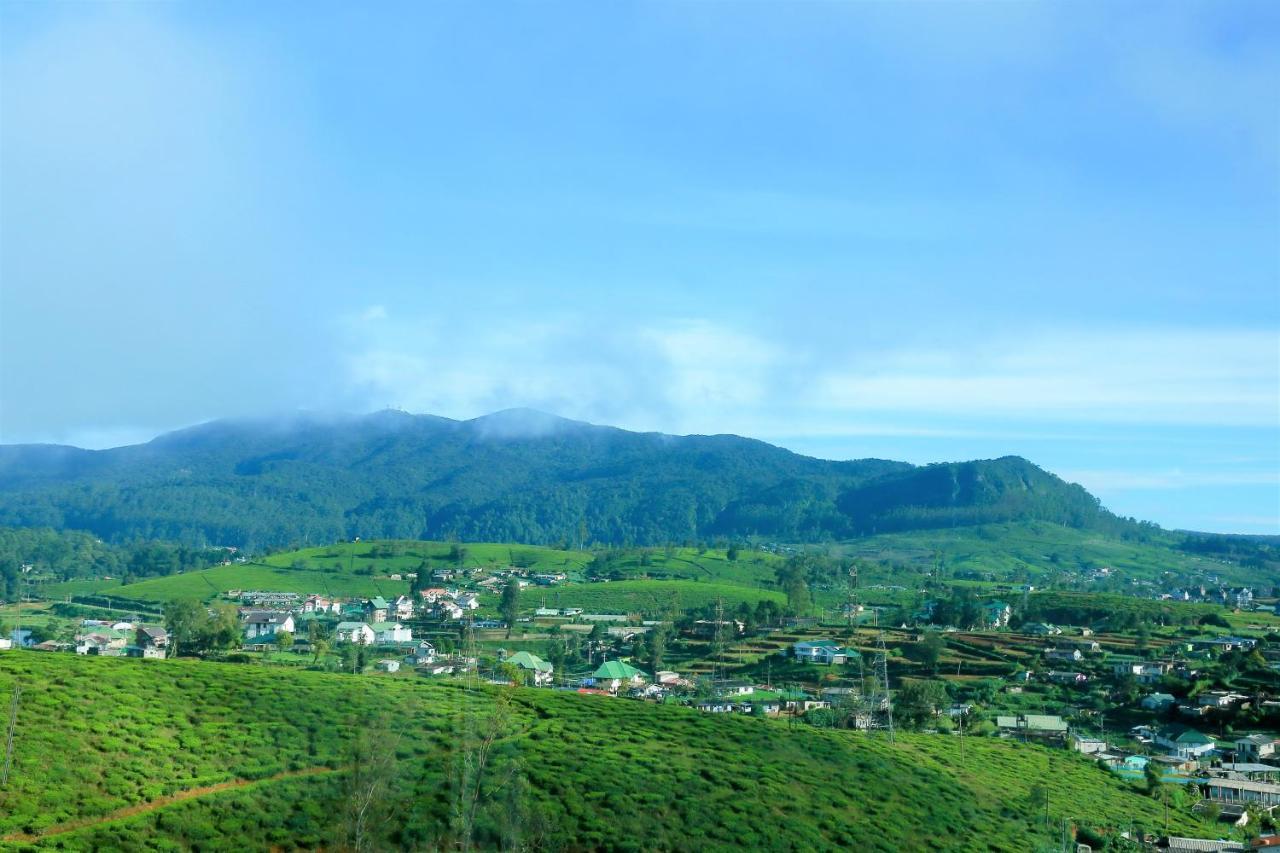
top-left (0, 653), bottom-right (1215, 851)
top-left (533, 579), bottom-right (783, 614)
top-left (46, 541), bottom-right (785, 616)
top-left (257, 540), bottom-right (593, 574)
top-left (840, 521), bottom-right (1252, 585)
top-left (45, 563), bottom-right (411, 605)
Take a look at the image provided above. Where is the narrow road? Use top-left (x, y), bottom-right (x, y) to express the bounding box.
top-left (2, 766), bottom-right (335, 843)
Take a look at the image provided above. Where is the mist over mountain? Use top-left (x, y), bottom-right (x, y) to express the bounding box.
top-left (0, 409), bottom-right (1130, 550)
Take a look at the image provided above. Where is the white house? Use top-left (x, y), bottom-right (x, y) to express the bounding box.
top-left (1235, 734), bottom-right (1279, 762)
top-left (376, 659), bottom-right (401, 673)
top-left (455, 592), bottom-right (481, 610)
top-left (335, 622), bottom-right (376, 645)
top-left (391, 596), bottom-right (415, 620)
top-left (372, 622), bottom-right (413, 644)
top-left (241, 610), bottom-right (295, 640)
top-left (793, 641), bottom-right (851, 665)
top-left (1155, 726), bottom-right (1216, 759)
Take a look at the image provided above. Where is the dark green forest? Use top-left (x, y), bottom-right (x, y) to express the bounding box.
top-left (0, 527), bottom-right (229, 599)
top-left (0, 409), bottom-right (1137, 551)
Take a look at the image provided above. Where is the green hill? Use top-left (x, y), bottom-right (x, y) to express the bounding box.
top-left (0, 653), bottom-right (1215, 851)
top-left (0, 409), bottom-right (1136, 550)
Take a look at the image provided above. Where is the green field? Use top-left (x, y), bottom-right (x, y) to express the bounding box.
top-left (47, 563), bottom-right (412, 605)
top-left (535, 579), bottom-right (784, 615)
top-left (840, 521), bottom-right (1241, 584)
top-left (259, 540), bottom-right (594, 575)
top-left (0, 652), bottom-right (1217, 851)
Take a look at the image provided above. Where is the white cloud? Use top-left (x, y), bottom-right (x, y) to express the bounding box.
top-left (340, 312), bottom-right (792, 431)
top-left (813, 328), bottom-right (1279, 427)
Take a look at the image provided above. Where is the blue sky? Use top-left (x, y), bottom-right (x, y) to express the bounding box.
top-left (1, 2), bottom-right (1277, 533)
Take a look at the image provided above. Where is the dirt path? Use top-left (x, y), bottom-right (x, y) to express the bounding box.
top-left (2, 766), bottom-right (335, 843)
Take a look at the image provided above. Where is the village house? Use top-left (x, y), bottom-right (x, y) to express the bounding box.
top-left (592, 660), bottom-right (646, 693)
top-left (364, 597), bottom-right (390, 623)
top-left (1154, 725), bottom-right (1216, 759)
top-left (1196, 691), bottom-right (1250, 712)
top-left (391, 595), bottom-right (415, 620)
top-left (443, 601), bottom-right (468, 620)
top-left (135, 625), bottom-right (168, 653)
top-left (335, 622), bottom-right (376, 645)
top-left (1141, 692), bottom-right (1177, 711)
top-left (376, 659), bottom-right (401, 673)
top-left (1189, 636), bottom-right (1257, 655)
top-left (302, 595), bottom-right (340, 614)
top-left (1110, 657), bottom-right (1171, 684)
top-left (417, 587), bottom-right (449, 603)
top-left (240, 610), bottom-right (295, 641)
top-left (371, 622), bottom-right (413, 644)
top-left (75, 628), bottom-right (129, 656)
top-left (793, 640), bottom-right (852, 665)
top-left (1201, 777), bottom-right (1280, 809)
top-left (1024, 623), bottom-right (1062, 636)
top-left (1071, 735), bottom-right (1109, 755)
top-left (996, 714), bottom-right (1069, 743)
top-left (1235, 734), bottom-right (1280, 763)
top-left (454, 592), bottom-right (481, 610)
top-left (714, 679), bottom-right (756, 696)
top-left (403, 641), bottom-right (437, 666)
top-left (503, 651), bottom-right (554, 686)
top-left (1046, 648), bottom-right (1083, 664)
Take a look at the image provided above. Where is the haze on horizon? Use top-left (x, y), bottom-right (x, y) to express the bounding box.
top-left (1, 2), bottom-right (1277, 534)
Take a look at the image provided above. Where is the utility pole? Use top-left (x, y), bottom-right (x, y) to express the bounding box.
top-left (713, 598), bottom-right (726, 684)
top-left (14, 564), bottom-right (32, 650)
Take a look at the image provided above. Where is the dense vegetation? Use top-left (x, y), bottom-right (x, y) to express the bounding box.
top-left (0, 527), bottom-right (228, 600)
top-left (0, 653), bottom-right (1214, 851)
top-left (0, 409), bottom-right (1137, 550)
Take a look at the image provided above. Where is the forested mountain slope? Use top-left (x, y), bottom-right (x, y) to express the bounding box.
top-left (0, 409), bottom-right (1130, 550)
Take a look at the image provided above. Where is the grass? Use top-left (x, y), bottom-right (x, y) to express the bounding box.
top-left (839, 521), bottom-right (1244, 584)
top-left (0, 652), bottom-right (1218, 851)
top-left (536, 579), bottom-right (784, 615)
top-left (258, 540), bottom-right (593, 574)
top-left (47, 563), bottom-right (413, 606)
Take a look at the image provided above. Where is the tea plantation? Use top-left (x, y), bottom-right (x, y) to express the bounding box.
top-left (0, 653), bottom-right (1214, 851)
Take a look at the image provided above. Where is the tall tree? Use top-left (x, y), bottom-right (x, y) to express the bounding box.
top-left (500, 579), bottom-right (520, 639)
top-left (164, 599), bottom-right (204, 658)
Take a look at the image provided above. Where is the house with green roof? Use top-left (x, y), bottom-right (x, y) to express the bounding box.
top-left (996, 714), bottom-right (1069, 743)
top-left (1155, 725), bottom-right (1216, 759)
top-left (365, 597), bottom-right (391, 622)
top-left (370, 622), bottom-right (413, 644)
top-left (503, 651), bottom-right (554, 686)
top-left (335, 622), bottom-right (375, 645)
top-left (592, 659), bottom-right (646, 692)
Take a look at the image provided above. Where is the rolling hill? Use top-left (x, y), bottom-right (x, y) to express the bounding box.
top-left (0, 652), bottom-right (1215, 851)
top-left (0, 409), bottom-right (1131, 551)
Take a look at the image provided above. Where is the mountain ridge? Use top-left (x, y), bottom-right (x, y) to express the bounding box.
top-left (0, 409), bottom-right (1129, 550)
